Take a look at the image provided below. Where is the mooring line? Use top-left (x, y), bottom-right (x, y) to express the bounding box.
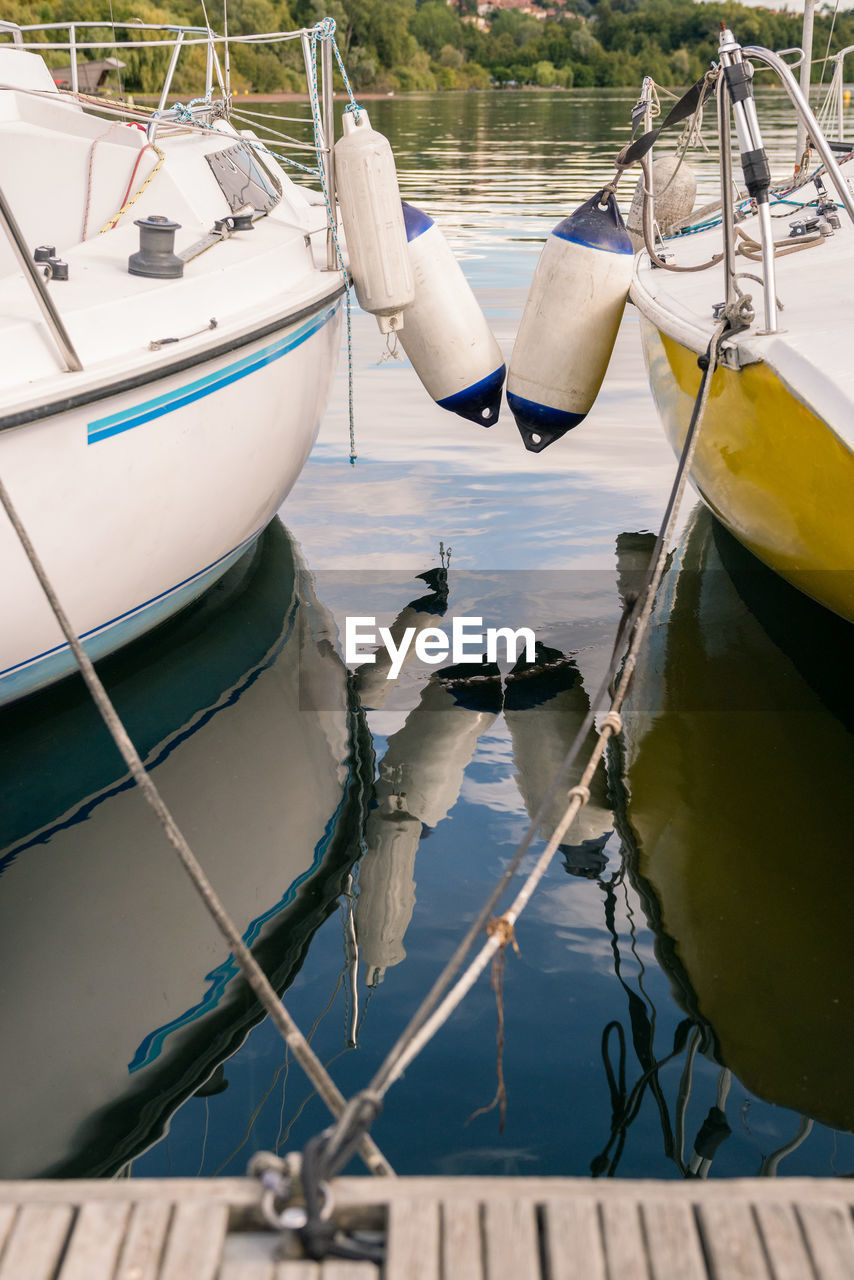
top-left (361, 318), bottom-right (729, 1107)
top-left (0, 473), bottom-right (393, 1179)
top-left (247, 320), bottom-right (729, 1248)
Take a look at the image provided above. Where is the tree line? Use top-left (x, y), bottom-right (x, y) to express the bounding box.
top-left (5, 0), bottom-right (854, 94)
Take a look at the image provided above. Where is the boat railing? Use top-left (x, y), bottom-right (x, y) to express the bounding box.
top-left (0, 22), bottom-right (24, 49)
top-left (649, 39), bottom-right (854, 339)
top-left (0, 19), bottom-right (338, 218)
top-left (743, 44), bottom-right (854, 226)
top-left (816, 44), bottom-right (854, 142)
top-left (0, 19), bottom-right (343, 367)
top-left (0, 20), bottom-right (328, 121)
top-left (733, 43), bottom-right (854, 334)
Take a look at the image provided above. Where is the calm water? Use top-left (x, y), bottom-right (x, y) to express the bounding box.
top-left (2, 90), bottom-right (853, 1182)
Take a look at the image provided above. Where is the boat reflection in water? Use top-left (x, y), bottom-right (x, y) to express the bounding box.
top-left (5, 507), bottom-right (851, 1181)
top-left (0, 520), bottom-right (372, 1178)
top-left (352, 574), bottom-right (615, 989)
top-left (603, 506), bottom-right (854, 1174)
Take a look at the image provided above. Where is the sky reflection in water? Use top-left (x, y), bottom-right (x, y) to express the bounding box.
top-left (8, 90), bottom-right (850, 1182)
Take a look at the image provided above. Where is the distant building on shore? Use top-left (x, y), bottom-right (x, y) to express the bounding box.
top-left (50, 56), bottom-right (125, 94)
top-left (474, 0), bottom-right (577, 20)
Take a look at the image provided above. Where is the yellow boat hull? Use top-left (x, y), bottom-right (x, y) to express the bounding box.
top-left (623, 507), bottom-right (854, 1133)
top-left (640, 319), bottom-right (854, 621)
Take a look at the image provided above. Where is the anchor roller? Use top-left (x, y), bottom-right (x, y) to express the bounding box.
top-left (399, 201), bottom-right (505, 426)
top-left (507, 190), bottom-right (633, 452)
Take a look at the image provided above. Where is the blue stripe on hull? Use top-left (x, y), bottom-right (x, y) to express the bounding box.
top-left (0, 535), bottom-right (262, 706)
top-left (3, 299), bottom-right (340, 706)
top-left (88, 305), bottom-right (337, 444)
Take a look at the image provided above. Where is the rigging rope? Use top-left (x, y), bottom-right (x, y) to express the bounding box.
top-left (245, 316), bottom-right (729, 1256)
top-left (98, 142), bottom-right (165, 234)
top-left (0, 474), bottom-right (393, 1180)
top-left (332, 317), bottom-right (729, 1120)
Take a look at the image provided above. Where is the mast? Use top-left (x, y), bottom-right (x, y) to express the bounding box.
top-left (795, 0), bottom-right (816, 176)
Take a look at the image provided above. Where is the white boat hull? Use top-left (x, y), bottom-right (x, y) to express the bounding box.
top-left (0, 522), bottom-right (364, 1177)
top-left (0, 299), bottom-right (342, 704)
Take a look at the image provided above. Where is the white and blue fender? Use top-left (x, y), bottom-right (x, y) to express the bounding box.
top-left (507, 191), bottom-right (634, 452)
top-left (398, 202), bottom-right (505, 426)
top-left (334, 109), bottom-right (414, 333)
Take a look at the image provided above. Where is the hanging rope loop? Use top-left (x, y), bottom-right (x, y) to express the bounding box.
top-left (486, 914), bottom-right (519, 954)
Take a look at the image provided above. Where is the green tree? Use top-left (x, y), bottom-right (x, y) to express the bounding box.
top-left (439, 43), bottom-right (464, 69)
top-left (411, 0), bottom-right (462, 58)
top-left (535, 59), bottom-right (556, 86)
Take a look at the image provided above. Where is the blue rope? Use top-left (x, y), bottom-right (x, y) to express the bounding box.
top-left (306, 18), bottom-right (360, 464)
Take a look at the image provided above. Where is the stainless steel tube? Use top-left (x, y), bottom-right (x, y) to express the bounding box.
top-left (794, 0), bottom-right (816, 172)
top-left (69, 25), bottom-right (78, 95)
top-left (717, 75), bottom-right (738, 316)
top-left (321, 37), bottom-right (336, 270)
top-left (756, 199), bottom-right (779, 332)
top-left (0, 183), bottom-right (82, 373)
top-left (745, 44), bottom-right (854, 224)
top-left (157, 30), bottom-right (185, 113)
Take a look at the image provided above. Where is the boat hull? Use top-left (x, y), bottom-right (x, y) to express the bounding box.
top-left (0, 520), bottom-right (368, 1178)
top-left (621, 507), bottom-right (854, 1134)
top-left (639, 317), bottom-right (854, 621)
top-left (0, 300), bottom-right (342, 705)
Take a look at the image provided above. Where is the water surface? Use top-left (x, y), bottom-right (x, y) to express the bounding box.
top-left (2, 87), bottom-right (852, 1183)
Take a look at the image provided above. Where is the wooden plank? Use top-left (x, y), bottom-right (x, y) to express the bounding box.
top-left (275, 1265), bottom-right (320, 1279)
top-left (385, 1199), bottom-right (440, 1280)
top-left (330, 1177), bottom-right (854, 1208)
top-left (219, 1262), bottom-right (276, 1280)
top-left (0, 1203), bottom-right (74, 1280)
top-left (158, 1201), bottom-right (229, 1280)
top-left (319, 1264), bottom-right (380, 1279)
top-left (441, 1198), bottom-right (483, 1280)
top-left (542, 1198), bottom-right (606, 1280)
top-left (642, 1200), bottom-right (707, 1280)
top-left (0, 1207), bottom-right (17, 1258)
top-left (600, 1200), bottom-right (649, 1280)
top-left (115, 1200), bottom-right (173, 1280)
top-left (482, 1199), bottom-right (539, 1280)
top-left (696, 1201), bottom-right (770, 1279)
top-left (0, 1178), bottom-right (256, 1205)
top-left (57, 1200), bottom-right (132, 1280)
top-left (754, 1202), bottom-right (816, 1280)
top-left (796, 1202), bottom-right (854, 1279)
top-left (1, 1175), bottom-right (853, 1208)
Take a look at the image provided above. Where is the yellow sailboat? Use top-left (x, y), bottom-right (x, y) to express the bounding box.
top-left (620, 506), bottom-right (854, 1133)
top-left (630, 24), bottom-right (854, 621)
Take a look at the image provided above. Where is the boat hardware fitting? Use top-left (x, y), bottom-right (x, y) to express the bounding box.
top-left (0, 182), bottom-right (82, 371)
top-left (719, 27), bottom-right (778, 334)
top-left (128, 215), bottom-right (183, 279)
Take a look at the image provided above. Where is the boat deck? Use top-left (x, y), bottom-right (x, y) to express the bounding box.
top-left (2, 1175), bottom-right (853, 1278)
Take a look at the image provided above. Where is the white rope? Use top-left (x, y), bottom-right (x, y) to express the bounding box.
top-left (367, 318), bottom-right (728, 1101)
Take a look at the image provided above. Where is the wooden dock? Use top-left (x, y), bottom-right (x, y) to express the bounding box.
top-left (1, 1175), bottom-right (853, 1278)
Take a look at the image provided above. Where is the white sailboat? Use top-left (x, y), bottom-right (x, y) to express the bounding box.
top-left (0, 19), bottom-right (346, 705)
top-left (0, 521), bottom-right (369, 1178)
